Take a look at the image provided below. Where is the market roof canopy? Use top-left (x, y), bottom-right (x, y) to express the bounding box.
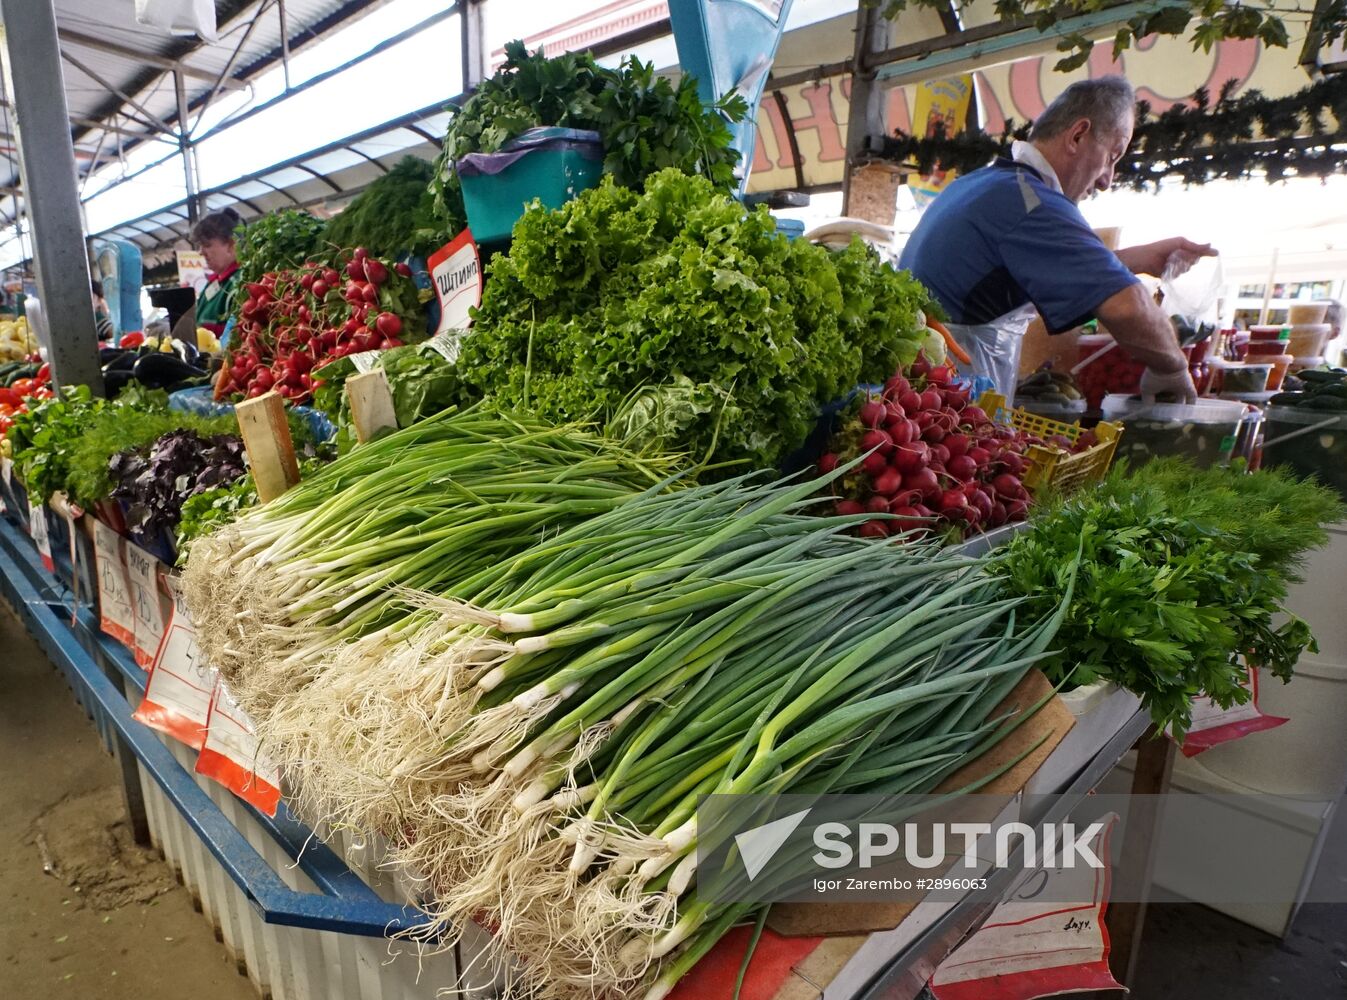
top-left (0, 0), bottom-right (1337, 267)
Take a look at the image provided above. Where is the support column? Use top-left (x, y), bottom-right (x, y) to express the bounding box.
top-left (461, 0), bottom-right (487, 90)
top-left (840, 1), bottom-right (888, 218)
top-left (173, 70), bottom-right (200, 226)
top-left (0, 0), bottom-right (102, 393)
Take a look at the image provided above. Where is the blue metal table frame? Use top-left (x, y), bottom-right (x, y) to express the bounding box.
top-left (0, 513), bottom-right (430, 937)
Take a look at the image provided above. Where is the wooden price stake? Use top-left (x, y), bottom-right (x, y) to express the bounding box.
top-left (346, 368), bottom-right (398, 444)
top-left (234, 391), bottom-right (300, 502)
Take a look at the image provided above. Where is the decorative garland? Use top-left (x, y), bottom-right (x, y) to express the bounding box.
top-left (877, 76), bottom-right (1347, 189)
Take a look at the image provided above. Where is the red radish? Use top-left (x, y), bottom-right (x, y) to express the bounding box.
top-left (999, 452), bottom-right (1026, 476)
top-left (861, 451), bottom-right (889, 477)
top-left (939, 489), bottom-right (968, 513)
top-left (898, 389), bottom-right (923, 413)
top-left (892, 441), bottom-right (929, 474)
top-left (944, 433), bottom-right (970, 459)
top-left (395, 261), bottom-right (413, 277)
top-left (364, 259), bottom-right (389, 285)
top-left (353, 247), bottom-right (369, 261)
top-left (989, 501), bottom-right (1008, 527)
top-left (885, 416), bottom-right (914, 445)
top-left (921, 421), bottom-right (946, 444)
top-left (927, 364), bottom-right (953, 385)
top-left (930, 443), bottom-right (951, 466)
top-left (992, 473), bottom-right (1025, 499)
top-left (968, 489), bottom-right (993, 519)
top-left (1007, 499), bottom-right (1029, 521)
top-left (375, 312), bottom-right (402, 338)
top-left (891, 505), bottom-right (924, 532)
top-left (865, 495), bottom-right (891, 515)
top-left (346, 259), bottom-right (367, 281)
top-left (904, 467), bottom-right (940, 500)
top-left (312, 280), bottom-right (329, 299)
top-left (817, 453), bottom-right (840, 473)
top-left (836, 499), bottom-right (864, 517)
top-left (352, 333), bottom-right (375, 353)
top-left (947, 454), bottom-right (977, 481)
top-left (300, 274), bottom-right (314, 290)
top-left (919, 389), bottom-right (943, 411)
top-left (910, 356), bottom-right (931, 378)
top-left (362, 282), bottom-right (379, 303)
top-left (860, 428), bottom-right (894, 455)
top-left (872, 468), bottom-right (902, 496)
top-left (913, 503), bottom-right (935, 519)
top-left (885, 375), bottom-right (911, 398)
top-left (859, 399), bottom-right (886, 428)
top-left (890, 489), bottom-right (922, 509)
top-left (968, 446), bottom-right (992, 466)
top-left (858, 520), bottom-right (890, 539)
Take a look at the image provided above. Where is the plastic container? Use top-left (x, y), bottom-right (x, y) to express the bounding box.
top-left (1247, 338), bottom-right (1291, 357)
top-left (1074, 335), bottom-right (1195, 409)
top-left (1073, 333), bottom-right (1144, 409)
top-left (1262, 405), bottom-right (1347, 500)
top-left (456, 127), bottom-right (604, 244)
top-left (1230, 330), bottom-right (1251, 360)
top-left (1288, 355), bottom-right (1327, 373)
top-left (1248, 324), bottom-right (1288, 341)
top-left (1266, 353), bottom-right (1294, 390)
top-left (1102, 395), bottom-right (1246, 468)
top-left (1288, 323), bottom-right (1332, 358)
top-left (1016, 397), bottom-right (1087, 420)
top-left (1212, 361), bottom-right (1272, 394)
top-left (1288, 302), bottom-right (1330, 325)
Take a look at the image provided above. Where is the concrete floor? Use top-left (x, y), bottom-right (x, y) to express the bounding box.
top-left (0, 601), bottom-right (255, 1000)
top-left (2, 588), bottom-right (1346, 1000)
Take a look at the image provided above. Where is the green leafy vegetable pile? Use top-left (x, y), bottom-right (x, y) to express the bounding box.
top-left (9, 386), bottom-right (233, 508)
top-left (324, 157), bottom-right (441, 260)
top-left (991, 459), bottom-right (1344, 736)
top-left (312, 342), bottom-right (460, 452)
top-left (456, 169), bottom-right (935, 469)
top-left (236, 210), bottom-right (327, 286)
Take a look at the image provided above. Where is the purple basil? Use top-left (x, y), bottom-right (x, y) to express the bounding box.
top-left (109, 429), bottom-right (249, 539)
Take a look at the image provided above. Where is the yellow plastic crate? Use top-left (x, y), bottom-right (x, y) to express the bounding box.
top-left (975, 391), bottom-right (1123, 494)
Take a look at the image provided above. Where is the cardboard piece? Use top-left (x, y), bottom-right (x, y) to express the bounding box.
top-left (766, 670), bottom-right (1074, 939)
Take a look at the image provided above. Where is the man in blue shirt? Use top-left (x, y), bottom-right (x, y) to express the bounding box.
top-left (900, 76), bottom-right (1211, 401)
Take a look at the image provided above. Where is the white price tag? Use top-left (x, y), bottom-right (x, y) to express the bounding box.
top-left (28, 499), bottom-right (52, 571)
top-left (197, 678), bottom-right (281, 815)
top-left (125, 543), bottom-right (167, 669)
top-left (349, 350), bottom-right (380, 374)
top-left (1170, 664), bottom-right (1287, 756)
top-left (931, 817), bottom-right (1121, 1000)
top-left (427, 228), bottom-right (482, 336)
top-left (93, 519), bottom-right (136, 648)
top-left (133, 596), bottom-right (214, 750)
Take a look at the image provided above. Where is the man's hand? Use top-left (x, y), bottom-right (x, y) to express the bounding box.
top-left (1116, 238), bottom-right (1217, 278)
top-left (1140, 364), bottom-right (1198, 404)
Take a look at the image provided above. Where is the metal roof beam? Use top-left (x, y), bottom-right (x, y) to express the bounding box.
top-left (57, 29), bottom-right (245, 90)
top-left (60, 51), bottom-right (178, 136)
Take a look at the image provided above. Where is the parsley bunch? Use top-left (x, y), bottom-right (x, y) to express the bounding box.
top-left (436, 40), bottom-right (746, 195)
top-left (991, 460), bottom-right (1343, 736)
top-left (235, 210), bottom-right (326, 286)
top-left (456, 170), bottom-right (934, 470)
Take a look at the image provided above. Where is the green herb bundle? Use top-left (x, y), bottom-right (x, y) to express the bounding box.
top-left (323, 157), bottom-right (441, 259)
top-left (235, 210), bottom-right (327, 286)
top-left (456, 169), bottom-right (935, 470)
top-left (991, 459), bottom-right (1344, 736)
top-left (439, 40), bottom-right (745, 193)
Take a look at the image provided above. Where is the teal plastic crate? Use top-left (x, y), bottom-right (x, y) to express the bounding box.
top-left (457, 127), bottom-right (604, 244)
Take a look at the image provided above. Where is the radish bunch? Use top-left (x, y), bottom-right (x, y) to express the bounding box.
top-left (818, 356), bottom-right (1034, 541)
top-left (215, 247), bottom-right (422, 405)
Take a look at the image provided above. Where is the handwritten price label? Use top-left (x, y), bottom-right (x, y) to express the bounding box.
top-left (132, 595), bottom-right (214, 750)
top-left (427, 228), bottom-right (482, 337)
top-left (125, 543), bottom-right (167, 668)
top-left (197, 679), bottom-right (281, 815)
top-left (93, 520), bottom-right (136, 647)
top-left (930, 817), bottom-right (1121, 1000)
top-left (28, 499), bottom-right (52, 571)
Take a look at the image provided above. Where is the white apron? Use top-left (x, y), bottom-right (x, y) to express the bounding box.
top-left (942, 302), bottom-right (1038, 398)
